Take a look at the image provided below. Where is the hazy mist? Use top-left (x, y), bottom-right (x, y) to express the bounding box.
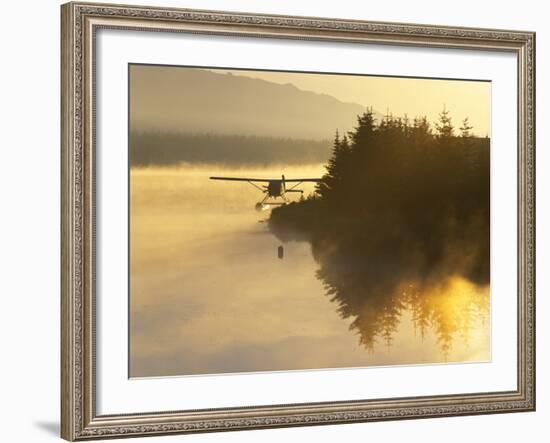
top-left (130, 66), bottom-right (375, 139)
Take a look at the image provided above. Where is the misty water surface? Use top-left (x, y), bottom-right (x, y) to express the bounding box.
top-left (130, 164), bottom-right (490, 377)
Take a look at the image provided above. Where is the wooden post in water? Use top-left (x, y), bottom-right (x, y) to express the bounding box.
top-left (278, 245), bottom-right (284, 259)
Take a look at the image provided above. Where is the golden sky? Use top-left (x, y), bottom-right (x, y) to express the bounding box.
top-left (212, 68), bottom-right (491, 137)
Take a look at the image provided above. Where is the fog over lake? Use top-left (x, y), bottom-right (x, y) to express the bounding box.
top-left (130, 164), bottom-right (490, 377)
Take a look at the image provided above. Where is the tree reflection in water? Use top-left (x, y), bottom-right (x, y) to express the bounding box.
top-left (307, 217), bottom-right (490, 357)
top-left (314, 245), bottom-right (489, 356)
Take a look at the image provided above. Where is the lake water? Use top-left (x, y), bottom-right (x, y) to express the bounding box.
top-left (130, 164), bottom-right (490, 377)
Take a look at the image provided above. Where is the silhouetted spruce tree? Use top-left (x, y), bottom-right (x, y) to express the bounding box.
top-left (412, 116), bottom-right (431, 142)
top-left (348, 108), bottom-right (377, 153)
top-left (435, 106), bottom-right (454, 139)
top-left (402, 114), bottom-right (411, 137)
top-left (459, 117), bottom-right (474, 138)
top-left (317, 130), bottom-right (342, 198)
top-left (460, 117), bottom-right (479, 176)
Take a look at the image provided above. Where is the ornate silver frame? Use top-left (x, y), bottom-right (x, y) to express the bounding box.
top-left (61, 2), bottom-right (536, 440)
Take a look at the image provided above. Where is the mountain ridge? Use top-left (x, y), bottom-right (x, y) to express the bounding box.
top-left (130, 66), bottom-right (381, 140)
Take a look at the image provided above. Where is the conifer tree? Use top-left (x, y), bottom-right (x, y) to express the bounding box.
top-left (460, 117), bottom-right (478, 175)
top-left (412, 116), bottom-right (431, 143)
top-left (459, 117), bottom-right (474, 137)
top-left (317, 130), bottom-right (345, 197)
top-left (435, 106), bottom-right (454, 138)
top-left (348, 108), bottom-right (377, 149)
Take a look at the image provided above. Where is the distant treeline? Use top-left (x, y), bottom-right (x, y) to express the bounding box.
top-left (269, 109), bottom-right (490, 351)
top-left (130, 132), bottom-right (332, 166)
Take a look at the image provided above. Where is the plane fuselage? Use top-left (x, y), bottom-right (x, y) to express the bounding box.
top-left (267, 180), bottom-right (283, 197)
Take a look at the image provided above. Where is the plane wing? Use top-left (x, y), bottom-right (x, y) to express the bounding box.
top-left (210, 177), bottom-right (323, 182)
top-left (210, 176), bottom-right (271, 182)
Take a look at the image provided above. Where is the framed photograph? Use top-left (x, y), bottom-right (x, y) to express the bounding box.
top-left (61, 2), bottom-right (536, 440)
